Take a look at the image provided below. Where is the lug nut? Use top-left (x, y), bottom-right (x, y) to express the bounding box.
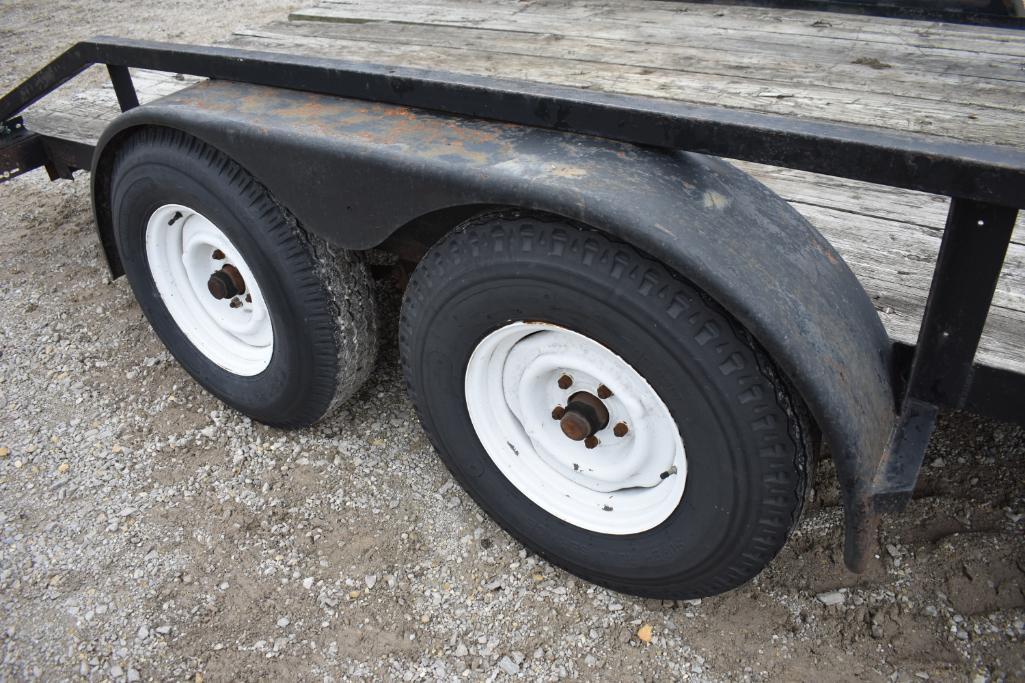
top-left (597, 384), bottom-right (612, 399)
top-left (557, 374), bottom-right (573, 390)
top-left (212, 249), bottom-right (225, 260)
top-left (551, 405), bottom-right (566, 420)
top-left (613, 422), bottom-right (629, 437)
top-left (584, 436), bottom-right (599, 449)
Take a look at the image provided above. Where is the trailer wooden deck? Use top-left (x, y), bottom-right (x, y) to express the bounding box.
top-left (22, 0), bottom-right (1025, 375)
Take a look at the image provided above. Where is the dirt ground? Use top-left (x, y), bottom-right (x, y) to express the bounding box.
top-left (1, 2), bottom-right (1024, 681)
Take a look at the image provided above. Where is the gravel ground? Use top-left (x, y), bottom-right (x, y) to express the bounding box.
top-left (2, 2), bottom-right (1024, 681)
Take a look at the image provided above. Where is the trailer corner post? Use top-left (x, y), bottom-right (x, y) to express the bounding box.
top-left (106, 65), bottom-right (139, 112)
top-left (871, 198), bottom-right (1018, 514)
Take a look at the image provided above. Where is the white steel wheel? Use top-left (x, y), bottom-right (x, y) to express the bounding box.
top-left (465, 321), bottom-right (687, 535)
top-left (145, 203), bottom-right (273, 376)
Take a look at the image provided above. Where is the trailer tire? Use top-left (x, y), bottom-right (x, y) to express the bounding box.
top-left (400, 212), bottom-right (811, 598)
top-left (109, 128), bottom-right (376, 428)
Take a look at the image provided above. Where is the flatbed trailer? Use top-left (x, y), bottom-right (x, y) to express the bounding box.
top-left (1, 0), bottom-right (1023, 599)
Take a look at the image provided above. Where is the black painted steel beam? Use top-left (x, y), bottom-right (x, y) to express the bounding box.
top-left (0, 121), bottom-right (47, 182)
top-left (891, 343), bottom-right (1025, 427)
top-left (106, 65), bottom-right (139, 112)
top-left (1, 37), bottom-right (1024, 208)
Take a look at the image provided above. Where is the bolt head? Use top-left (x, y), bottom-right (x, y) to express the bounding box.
top-left (584, 435), bottom-right (599, 449)
top-left (597, 384), bottom-right (613, 399)
top-left (557, 374), bottom-right (573, 390)
top-left (551, 406), bottom-right (565, 420)
top-left (613, 422), bottom-right (629, 437)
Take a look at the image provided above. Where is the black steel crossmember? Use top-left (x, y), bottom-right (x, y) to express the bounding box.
top-left (0, 119), bottom-right (47, 182)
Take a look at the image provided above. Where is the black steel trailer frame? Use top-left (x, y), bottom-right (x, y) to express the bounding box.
top-left (1, 36), bottom-right (1023, 571)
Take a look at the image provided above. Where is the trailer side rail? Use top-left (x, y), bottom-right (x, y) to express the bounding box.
top-left (2, 38), bottom-right (1025, 207)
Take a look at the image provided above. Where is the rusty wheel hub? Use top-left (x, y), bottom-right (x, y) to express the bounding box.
top-left (207, 263), bottom-right (246, 300)
top-left (559, 391), bottom-right (610, 442)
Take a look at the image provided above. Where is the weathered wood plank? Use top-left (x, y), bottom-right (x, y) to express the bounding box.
top-left (224, 29), bottom-right (1025, 145)
top-left (23, 69), bottom-right (199, 144)
top-left (518, 0), bottom-right (1025, 46)
top-left (302, 0), bottom-right (1025, 57)
top-left (279, 20), bottom-right (1025, 89)
top-left (238, 20), bottom-right (1025, 111)
top-left (777, 203), bottom-right (1025, 374)
top-left (732, 162), bottom-right (1024, 246)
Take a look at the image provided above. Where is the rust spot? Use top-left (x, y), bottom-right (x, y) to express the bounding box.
top-left (546, 163), bottom-right (587, 179)
top-left (810, 239), bottom-right (842, 266)
top-left (702, 190), bottom-right (730, 210)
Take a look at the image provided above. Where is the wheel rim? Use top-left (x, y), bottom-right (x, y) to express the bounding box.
top-left (464, 321), bottom-right (687, 534)
top-left (145, 204), bottom-right (273, 376)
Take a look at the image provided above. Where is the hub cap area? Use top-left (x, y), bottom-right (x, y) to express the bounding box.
top-left (145, 204), bottom-right (273, 376)
top-left (464, 322), bottom-right (687, 534)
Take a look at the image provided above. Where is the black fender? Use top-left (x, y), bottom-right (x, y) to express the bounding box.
top-left (92, 80), bottom-right (894, 569)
